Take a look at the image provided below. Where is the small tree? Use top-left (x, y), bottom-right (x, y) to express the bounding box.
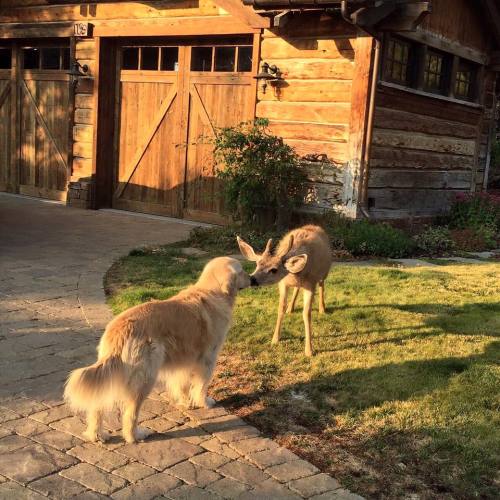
top-left (214, 119), bottom-right (307, 228)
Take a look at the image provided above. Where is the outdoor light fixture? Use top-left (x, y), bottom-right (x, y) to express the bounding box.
top-left (70, 60), bottom-right (89, 78)
top-left (254, 62), bottom-right (283, 94)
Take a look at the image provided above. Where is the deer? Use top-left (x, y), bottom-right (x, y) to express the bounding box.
top-left (237, 225), bottom-right (332, 356)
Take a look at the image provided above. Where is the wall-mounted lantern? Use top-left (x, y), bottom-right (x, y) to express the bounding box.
top-left (254, 62), bottom-right (284, 95)
top-left (70, 60), bottom-right (89, 78)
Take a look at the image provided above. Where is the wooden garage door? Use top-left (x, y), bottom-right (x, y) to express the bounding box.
top-left (0, 43), bottom-right (72, 201)
top-left (0, 47), bottom-right (13, 192)
top-left (18, 44), bottom-right (71, 201)
top-left (113, 38), bottom-right (257, 223)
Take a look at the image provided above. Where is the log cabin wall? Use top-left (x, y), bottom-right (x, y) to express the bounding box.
top-left (255, 13), bottom-right (358, 213)
top-left (367, 0), bottom-right (497, 219)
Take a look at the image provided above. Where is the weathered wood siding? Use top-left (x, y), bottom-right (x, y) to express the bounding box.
top-left (368, 0), bottom-right (496, 218)
top-left (419, 0), bottom-right (489, 53)
top-left (256, 13), bottom-right (357, 211)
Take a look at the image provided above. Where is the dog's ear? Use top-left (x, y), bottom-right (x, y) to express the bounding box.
top-left (284, 254), bottom-right (308, 274)
top-left (216, 266), bottom-right (238, 296)
top-left (237, 236), bottom-right (259, 262)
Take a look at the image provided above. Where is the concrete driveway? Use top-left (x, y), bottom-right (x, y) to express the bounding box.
top-left (0, 193), bottom-right (358, 499)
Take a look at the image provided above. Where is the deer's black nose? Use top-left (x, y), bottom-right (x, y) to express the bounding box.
top-left (250, 276), bottom-right (258, 287)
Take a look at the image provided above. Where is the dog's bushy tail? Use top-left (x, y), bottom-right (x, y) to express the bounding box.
top-left (64, 355), bottom-right (125, 412)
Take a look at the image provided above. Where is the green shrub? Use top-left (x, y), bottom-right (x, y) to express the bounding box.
top-left (337, 219), bottom-right (415, 258)
top-left (188, 212), bottom-right (415, 259)
top-left (449, 192), bottom-right (500, 232)
top-left (214, 119), bottom-right (308, 228)
top-left (450, 227), bottom-right (498, 252)
top-left (413, 227), bottom-right (455, 255)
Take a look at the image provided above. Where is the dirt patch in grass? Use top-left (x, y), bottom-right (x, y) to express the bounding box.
top-left (105, 246), bottom-right (500, 499)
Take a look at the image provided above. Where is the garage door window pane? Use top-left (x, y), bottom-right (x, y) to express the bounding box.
top-left (61, 48), bottom-right (70, 70)
top-left (23, 48), bottom-right (40, 69)
top-left (122, 47), bottom-right (139, 70)
top-left (141, 47), bottom-right (159, 70)
top-left (41, 48), bottom-right (61, 70)
top-left (161, 47), bottom-right (178, 71)
top-left (0, 48), bottom-right (11, 69)
top-left (237, 46), bottom-right (252, 72)
top-left (191, 47), bottom-right (213, 71)
top-left (214, 46), bottom-right (235, 72)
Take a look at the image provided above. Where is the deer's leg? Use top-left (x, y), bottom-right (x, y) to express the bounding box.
top-left (302, 288), bottom-right (314, 357)
top-left (318, 280), bottom-right (326, 314)
top-left (272, 281), bottom-right (289, 345)
top-left (286, 287), bottom-right (300, 314)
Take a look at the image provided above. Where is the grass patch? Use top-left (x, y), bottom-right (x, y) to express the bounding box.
top-left (105, 245), bottom-right (500, 499)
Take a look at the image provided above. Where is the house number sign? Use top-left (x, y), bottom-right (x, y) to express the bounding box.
top-left (74, 22), bottom-right (93, 37)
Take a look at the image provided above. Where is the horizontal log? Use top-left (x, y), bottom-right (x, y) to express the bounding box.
top-left (261, 37), bottom-right (355, 60)
top-left (74, 108), bottom-right (94, 125)
top-left (75, 94), bottom-right (93, 110)
top-left (376, 85), bottom-right (482, 125)
top-left (373, 106), bottom-right (478, 140)
top-left (0, 0), bottom-right (219, 22)
top-left (285, 139), bottom-right (348, 161)
top-left (73, 124), bottom-right (93, 143)
top-left (268, 120), bottom-right (348, 142)
top-left (367, 188), bottom-right (458, 214)
top-left (370, 146), bottom-right (475, 170)
top-left (372, 129), bottom-right (476, 156)
top-left (369, 169), bottom-right (472, 189)
top-left (264, 58), bottom-right (355, 80)
top-left (257, 101), bottom-right (351, 125)
top-left (92, 16), bottom-right (258, 37)
top-left (72, 157), bottom-right (92, 177)
top-left (258, 79), bottom-right (352, 103)
top-left (75, 41), bottom-right (96, 61)
top-left (73, 141), bottom-right (93, 159)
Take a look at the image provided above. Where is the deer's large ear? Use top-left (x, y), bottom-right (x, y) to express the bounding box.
top-left (237, 236), bottom-right (259, 262)
top-left (284, 254), bottom-right (308, 274)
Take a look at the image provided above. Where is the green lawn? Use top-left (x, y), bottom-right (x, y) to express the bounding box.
top-left (105, 246), bottom-right (500, 499)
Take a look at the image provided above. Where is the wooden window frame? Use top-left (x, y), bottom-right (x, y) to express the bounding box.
top-left (380, 35), bottom-right (483, 105)
top-left (381, 35), bottom-right (415, 86)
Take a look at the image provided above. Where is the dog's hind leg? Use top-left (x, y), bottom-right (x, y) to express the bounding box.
top-left (121, 340), bottom-right (163, 443)
top-left (189, 359), bottom-right (217, 409)
top-left (84, 408), bottom-right (110, 443)
top-left (122, 393), bottom-right (152, 443)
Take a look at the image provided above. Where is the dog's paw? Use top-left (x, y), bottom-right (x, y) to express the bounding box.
top-left (204, 397), bottom-right (216, 408)
top-left (134, 427), bottom-right (153, 441)
top-left (83, 429), bottom-right (110, 443)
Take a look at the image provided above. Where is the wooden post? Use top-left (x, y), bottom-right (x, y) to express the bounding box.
top-left (10, 42), bottom-right (20, 193)
top-left (343, 34), bottom-right (375, 218)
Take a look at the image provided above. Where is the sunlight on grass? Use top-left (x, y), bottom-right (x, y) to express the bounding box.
top-left (105, 249), bottom-right (499, 499)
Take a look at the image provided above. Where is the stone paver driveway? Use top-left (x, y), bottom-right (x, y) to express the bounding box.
top-left (0, 194), bottom-right (359, 499)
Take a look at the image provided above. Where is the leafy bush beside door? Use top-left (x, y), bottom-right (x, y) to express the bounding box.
top-left (214, 119), bottom-right (308, 228)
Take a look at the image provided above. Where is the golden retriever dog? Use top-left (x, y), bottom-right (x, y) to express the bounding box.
top-left (64, 257), bottom-right (250, 444)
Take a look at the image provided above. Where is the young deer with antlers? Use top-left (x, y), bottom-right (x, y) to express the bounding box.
top-left (237, 225), bottom-right (332, 356)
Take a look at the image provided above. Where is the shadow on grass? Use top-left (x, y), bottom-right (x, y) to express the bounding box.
top-left (218, 340), bottom-right (499, 499)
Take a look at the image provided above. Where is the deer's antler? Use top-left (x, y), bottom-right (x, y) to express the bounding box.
top-left (264, 239), bottom-right (273, 255)
top-left (284, 234), bottom-right (294, 255)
